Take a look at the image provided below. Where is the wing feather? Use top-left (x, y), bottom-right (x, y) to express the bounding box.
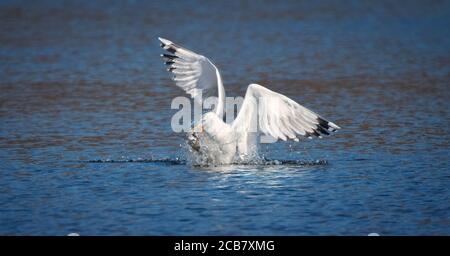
top-left (158, 37), bottom-right (219, 101)
top-left (232, 84), bottom-right (340, 141)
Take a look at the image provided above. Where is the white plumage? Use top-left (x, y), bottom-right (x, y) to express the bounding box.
top-left (159, 37), bottom-right (340, 165)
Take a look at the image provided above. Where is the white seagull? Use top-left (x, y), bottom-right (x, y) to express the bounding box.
top-left (159, 37), bottom-right (340, 165)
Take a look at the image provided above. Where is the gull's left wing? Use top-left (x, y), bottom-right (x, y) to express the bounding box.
top-left (158, 37), bottom-right (222, 103)
top-left (232, 84), bottom-right (340, 141)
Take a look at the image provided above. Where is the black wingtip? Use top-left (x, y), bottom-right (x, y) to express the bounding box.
top-left (317, 117), bottom-right (329, 129)
top-left (167, 47), bottom-right (176, 54)
top-left (316, 126), bottom-right (330, 135)
top-left (161, 54), bottom-right (178, 60)
top-left (317, 117), bottom-right (337, 132)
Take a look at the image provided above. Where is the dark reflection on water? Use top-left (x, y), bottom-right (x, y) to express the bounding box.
top-left (0, 0), bottom-right (449, 235)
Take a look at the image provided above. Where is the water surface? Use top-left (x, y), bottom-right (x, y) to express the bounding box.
top-left (0, 0), bottom-right (449, 235)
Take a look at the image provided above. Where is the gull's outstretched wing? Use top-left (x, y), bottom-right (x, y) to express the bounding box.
top-left (158, 37), bottom-right (220, 101)
top-left (232, 84), bottom-right (340, 141)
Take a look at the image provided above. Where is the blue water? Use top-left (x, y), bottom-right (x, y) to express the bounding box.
top-left (0, 0), bottom-right (449, 235)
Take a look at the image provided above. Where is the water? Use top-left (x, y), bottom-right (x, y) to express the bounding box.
top-left (0, 0), bottom-right (449, 235)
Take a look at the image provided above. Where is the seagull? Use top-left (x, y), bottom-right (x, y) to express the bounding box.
top-left (158, 37), bottom-right (340, 165)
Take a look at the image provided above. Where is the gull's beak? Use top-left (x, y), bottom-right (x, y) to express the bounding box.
top-left (193, 123), bottom-right (203, 133)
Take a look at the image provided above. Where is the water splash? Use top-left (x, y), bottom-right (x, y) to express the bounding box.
top-left (86, 157), bottom-right (327, 166)
top-left (86, 157), bottom-right (187, 165)
top-left (86, 136), bottom-right (328, 167)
